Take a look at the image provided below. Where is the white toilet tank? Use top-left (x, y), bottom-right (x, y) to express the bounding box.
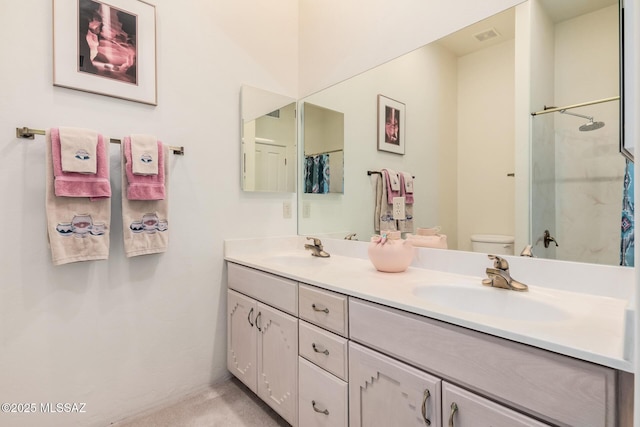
top-left (470, 234), bottom-right (514, 255)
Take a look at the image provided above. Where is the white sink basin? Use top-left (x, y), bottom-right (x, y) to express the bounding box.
top-left (412, 284), bottom-right (570, 322)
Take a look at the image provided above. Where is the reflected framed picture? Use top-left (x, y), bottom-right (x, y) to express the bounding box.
top-left (53, 0), bottom-right (157, 105)
top-left (377, 94), bottom-right (405, 155)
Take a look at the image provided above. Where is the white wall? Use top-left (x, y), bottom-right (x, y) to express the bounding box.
top-left (0, 1), bottom-right (297, 426)
top-left (457, 39), bottom-right (516, 251)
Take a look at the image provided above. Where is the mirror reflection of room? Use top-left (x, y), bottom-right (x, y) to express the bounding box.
top-left (297, 0), bottom-right (626, 267)
top-left (240, 85), bottom-right (296, 193)
top-left (302, 102), bottom-right (345, 194)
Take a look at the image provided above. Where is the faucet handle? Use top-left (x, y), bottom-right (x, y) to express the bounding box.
top-left (306, 236), bottom-right (322, 247)
top-left (488, 254), bottom-right (509, 270)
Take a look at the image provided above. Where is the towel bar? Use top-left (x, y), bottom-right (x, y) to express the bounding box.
top-left (16, 127), bottom-right (185, 155)
top-left (368, 170), bottom-right (415, 178)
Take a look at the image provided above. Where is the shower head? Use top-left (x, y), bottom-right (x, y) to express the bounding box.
top-left (559, 109), bottom-right (605, 132)
top-left (579, 120), bottom-right (605, 132)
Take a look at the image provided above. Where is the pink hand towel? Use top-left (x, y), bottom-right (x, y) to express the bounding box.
top-left (51, 128), bottom-right (111, 199)
top-left (124, 137), bottom-right (165, 200)
top-left (382, 168), bottom-right (401, 204)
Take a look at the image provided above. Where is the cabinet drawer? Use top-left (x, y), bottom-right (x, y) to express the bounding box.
top-left (349, 298), bottom-right (616, 427)
top-left (299, 320), bottom-right (348, 381)
top-left (227, 262), bottom-right (298, 316)
top-left (299, 357), bottom-right (348, 427)
top-left (299, 284), bottom-right (348, 336)
top-left (443, 382), bottom-right (548, 427)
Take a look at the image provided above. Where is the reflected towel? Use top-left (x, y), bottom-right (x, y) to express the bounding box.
top-left (131, 134), bottom-right (159, 175)
top-left (59, 127), bottom-right (98, 174)
top-left (381, 168), bottom-right (401, 204)
top-left (399, 172), bottom-right (414, 204)
top-left (122, 144), bottom-right (170, 257)
top-left (379, 170), bottom-right (397, 232)
top-left (123, 137), bottom-right (166, 200)
top-left (45, 130), bottom-right (110, 265)
top-left (51, 128), bottom-right (111, 199)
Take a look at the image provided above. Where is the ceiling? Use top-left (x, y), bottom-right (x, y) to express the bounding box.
top-left (436, 0), bottom-right (617, 57)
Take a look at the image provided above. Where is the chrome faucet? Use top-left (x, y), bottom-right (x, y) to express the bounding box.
top-left (305, 237), bottom-right (330, 258)
top-left (482, 255), bottom-right (528, 292)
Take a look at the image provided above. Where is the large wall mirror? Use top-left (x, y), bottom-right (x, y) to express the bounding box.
top-left (241, 85), bottom-right (296, 193)
top-left (297, 0), bottom-right (627, 267)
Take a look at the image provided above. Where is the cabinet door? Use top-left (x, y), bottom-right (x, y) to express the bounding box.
top-left (299, 357), bottom-right (348, 427)
top-left (227, 289), bottom-right (257, 392)
top-left (349, 342), bottom-right (441, 427)
top-left (257, 302), bottom-right (299, 426)
top-left (443, 382), bottom-right (549, 427)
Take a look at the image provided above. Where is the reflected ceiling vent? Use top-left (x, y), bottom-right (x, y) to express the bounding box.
top-left (473, 28), bottom-right (501, 42)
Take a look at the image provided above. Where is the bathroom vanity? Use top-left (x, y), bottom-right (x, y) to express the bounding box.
top-left (224, 236), bottom-right (634, 427)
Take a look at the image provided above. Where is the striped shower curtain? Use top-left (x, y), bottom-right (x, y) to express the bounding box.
top-left (304, 154), bottom-right (330, 194)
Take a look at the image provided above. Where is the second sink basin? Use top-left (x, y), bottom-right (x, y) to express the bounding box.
top-left (412, 284), bottom-right (570, 322)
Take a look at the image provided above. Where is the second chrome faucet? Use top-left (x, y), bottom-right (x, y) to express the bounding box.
top-left (305, 237), bottom-right (331, 258)
top-left (482, 254), bottom-right (528, 292)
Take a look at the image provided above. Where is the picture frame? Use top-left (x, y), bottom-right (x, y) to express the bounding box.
top-left (377, 94), bottom-right (406, 155)
top-left (53, 0), bottom-right (157, 106)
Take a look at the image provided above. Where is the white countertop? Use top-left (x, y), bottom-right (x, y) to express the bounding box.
top-left (224, 236), bottom-right (635, 372)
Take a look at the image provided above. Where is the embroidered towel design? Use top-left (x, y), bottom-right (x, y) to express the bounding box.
top-left (122, 144), bottom-right (170, 257)
top-left (123, 137), bottom-right (166, 200)
top-left (45, 130), bottom-right (110, 265)
top-left (51, 128), bottom-right (111, 199)
top-left (130, 134), bottom-right (159, 175)
top-left (59, 127), bottom-right (99, 174)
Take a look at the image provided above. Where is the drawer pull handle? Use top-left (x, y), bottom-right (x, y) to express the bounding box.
top-left (312, 400), bottom-right (329, 415)
top-left (448, 402), bottom-right (458, 427)
top-left (247, 308), bottom-right (254, 327)
top-left (312, 303), bottom-right (329, 314)
top-left (256, 312), bottom-right (262, 332)
top-left (312, 343), bottom-right (330, 355)
top-left (421, 389), bottom-right (431, 425)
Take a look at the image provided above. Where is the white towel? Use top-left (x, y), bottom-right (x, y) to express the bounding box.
top-left (122, 144), bottom-right (170, 257)
top-left (59, 127), bottom-right (98, 174)
top-left (130, 134), bottom-right (159, 175)
top-left (45, 131), bottom-right (110, 265)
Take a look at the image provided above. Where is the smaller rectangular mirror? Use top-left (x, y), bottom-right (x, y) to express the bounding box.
top-left (241, 85), bottom-right (296, 192)
top-left (302, 102), bottom-right (345, 194)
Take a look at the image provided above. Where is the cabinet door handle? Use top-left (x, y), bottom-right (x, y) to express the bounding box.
top-left (312, 343), bottom-right (330, 355)
top-left (448, 402), bottom-right (458, 427)
top-left (247, 308), bottom-right (254, 327)
top-left (421, 389), bottom-right (431, 425)
top-left (312, 303), bottom-right (329, 314)
top-left (311, 400), bottom-right (329, 415)
top-left (256, 312), bottom-right (262, 332)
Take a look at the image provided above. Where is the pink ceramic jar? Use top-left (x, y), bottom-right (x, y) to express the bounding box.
top-left (368, 232), bottom-right (415, 273)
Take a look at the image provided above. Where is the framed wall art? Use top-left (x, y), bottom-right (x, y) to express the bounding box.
top-left (377, 94), bottom-right (405, 155)
top-left (53, 0), bottom-right (157, 105)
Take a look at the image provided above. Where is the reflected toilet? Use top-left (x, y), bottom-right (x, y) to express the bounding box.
top-left (470, 234), bottom-right (514, 255)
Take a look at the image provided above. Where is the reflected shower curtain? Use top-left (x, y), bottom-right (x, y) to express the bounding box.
top-left (304, 154), bottom-right (330, 194)
top-left (620, 159), bottom-right (634, 266)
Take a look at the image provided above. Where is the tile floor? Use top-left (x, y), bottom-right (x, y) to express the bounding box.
top-left (111, 377), bottom-right (290, 427)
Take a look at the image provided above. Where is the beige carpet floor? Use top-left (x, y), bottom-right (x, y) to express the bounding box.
top-left (111, 377), bottom-right (290, 427)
